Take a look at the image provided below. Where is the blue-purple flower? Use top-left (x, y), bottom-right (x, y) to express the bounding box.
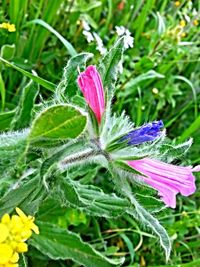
top-left (122, 120), bottom-right (164, 145)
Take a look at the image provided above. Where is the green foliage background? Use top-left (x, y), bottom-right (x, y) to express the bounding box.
top-left (0, 0), bottom-right (200, 266)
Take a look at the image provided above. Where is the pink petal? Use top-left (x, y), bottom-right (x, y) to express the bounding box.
top-left (192, 165), bottom-right (200, 172)
top-left (78, 65), bottom-right (105, 124)
top-left (128, 158), bottom-right (197, 208)
top-left (143, 178), bottom-right (177, 208)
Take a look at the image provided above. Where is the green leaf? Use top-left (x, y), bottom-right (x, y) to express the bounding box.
top-left (0, 44), bottom-right (16, 60)
top-left (27, 19), bottom-right (77, 57)
top-left (29, 105), bottom-right (87, 143)
top-left (174, 75), bottom-right (197, 118)
top-left (0, 176), bottom-right (42, 217)
top-left (100, 112), bottom-right (134, 151)
top-left (0, 110), bottom-right (15, 131)
top-left (11, 80), bottom-right (39, 130)
top-left (37, 197), bottom-right (66, 222)
top-left (127, 203), bottom-right (171, 260)
top-left (153, 259), bottom-right (200, 267)
top-left (134, 192), bottom-right (165, 213)
top-left (0, 57), bottom-right (55, 92)
top-left (159, 139), bottom-right (193, 160)
top-left (57, 176), bottom-right (130, 218)
top-left (18, 254), bottom-right (28, 267)
top-left (30, 221), bottom-right (124, 266)
top-left (120, 233), bottom-right (135, 263)
top-left (98, 37), bottom-right (125, 99)
top-left (110, 166), bottom-right (171, 260)
top-left (55, 52), bottom-right (93, 100)
top-left (0, 131), bottom-right (28, 178)
top-left (98, 38), bottom-right (126, 141)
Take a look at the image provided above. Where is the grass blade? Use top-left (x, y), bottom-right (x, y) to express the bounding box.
top-left (0, 57), bottom-right (55, 92)
top-left (179, 115), bottom-right (200, 142)
top-left (27, 19), bottom-right (77, 57)
top-left (0, 73), bottom-right (5, 110)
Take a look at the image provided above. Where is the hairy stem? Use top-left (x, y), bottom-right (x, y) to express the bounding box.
top-left (61, 148), bottom-right (98, 165)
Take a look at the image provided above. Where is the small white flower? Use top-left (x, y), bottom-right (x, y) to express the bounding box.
top-left (93, 32), bottom-right (107, 55)
top-left (83, 30), bottom-right (94, 43)
top-left (124, 33), bottom-right (134, 49)
top-left (184, 14), bottom-right (191, 23)
top-left (125, 29), bottom-right (131, 36)
top-left (115, 25), bottom-right (134, 49)
top-left (97, 46), bottom-right (107, 55)
top-left (192, 9), bottom-right (197, 16)
top-left (116, 26), bottom-right (126, 36)
top-left (82, 20), bottom-right (90, 31)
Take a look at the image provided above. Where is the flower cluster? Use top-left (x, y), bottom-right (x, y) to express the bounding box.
top-left (0, 22), bottom-right (16, 32)
top-left (81, 20), bottom-right (107, 55)
top-left (77, 65), bottom-right (200, 208)
top-left (0, 208), bottom-right (39, 267)
top-left (115, 26), bottom-right (134, 49)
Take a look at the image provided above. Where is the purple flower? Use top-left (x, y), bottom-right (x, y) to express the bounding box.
top-left (128, 158), bottom-right (199, 208)
top-left (122, 121), bottom-right (164, 145)
top-left (77, 65), bottom-right (105, 124)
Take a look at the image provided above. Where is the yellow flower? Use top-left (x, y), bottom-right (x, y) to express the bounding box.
top-left (16, 242), bottom-right (28, 253)
top-left (175, 1), bottom-right (181, 7)
top-left (180, 20), bottom-right (186, 27)
top-left (152, 88), bottom-right (159, 94)
top-left (1, 214), bottom-right (10, 224)
top-left (7, 24), bottom-right (16, 32)
top-left (181, 32), bottom-right (186, 37)
top-left (0, 244), bottom-right (13, 264)
top-left (0, 22), bottom-right (8, 29)
top-left (15, 208), bottom-right (39, 235)
top-left (0, 208), bottom-right (39, 266)
top-left (0, 22), bottom-right (16, 32)
top-left (0, 224), bottom-right (9, 243)
top-left (193, 19), bottom-right (199, 26)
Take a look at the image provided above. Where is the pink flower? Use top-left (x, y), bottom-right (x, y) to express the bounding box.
top-left (78, 65), bottom-right (105, 124)
top-left (128, 158), bottom-right (199, 208)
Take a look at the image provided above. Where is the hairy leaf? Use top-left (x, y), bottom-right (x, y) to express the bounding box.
top-left (30, 221), bottom-right (124, 266)
top-left (98, 37), bottom-right (125, 99)
top-left (55, 52), bottom-right (93, 100)
top-left (0, 131), bottom-right (28, 178)
top-left (57, 176), bottom-right (130, 218)
top-left (110, 165), bottom-right (171, 260)
top-left (0, 176), bottom-right (43, 217)
top-left (0, 110), bottom-right (15, 131)
top-left (100, 111), bottom-right (134, 150)
top-left (29, 105), bottom-right (87, 144)
top-left (11, 80), bottom-right (39, 130)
